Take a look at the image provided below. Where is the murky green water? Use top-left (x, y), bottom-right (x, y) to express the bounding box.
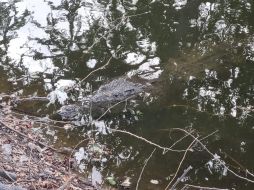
top-left (1, 0), bottom-right (254, 189)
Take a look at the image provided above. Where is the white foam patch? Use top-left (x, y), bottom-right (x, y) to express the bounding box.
top-left (173, 0), bottom-right (187, 10)
top-left (47, 90), bottom-right (68, 105)
top-left (125, 52), bottom-right (146, 65)
top-left (86, 59), bottom-right (98, 68)
top-left (47, 79), bottom-right (76, 104)
top-left (93, 120), bottom-right (107, 135)
top-left (127, 57), bottom-right (162, 80)
top-left (137, 39), bottom-right (157, 53)
top-left (74, 147), bottom-right (88, 164)
top-left (56, 79), bottom-right (76, 89)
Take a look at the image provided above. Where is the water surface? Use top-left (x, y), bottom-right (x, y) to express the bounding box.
top-left (0, 0), bottom-right (254, 189)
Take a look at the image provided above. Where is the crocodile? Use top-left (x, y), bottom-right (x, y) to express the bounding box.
top-left (56, 77), bottom-right (149, 121)
top-left (57, 44), bottom-right (239, 122)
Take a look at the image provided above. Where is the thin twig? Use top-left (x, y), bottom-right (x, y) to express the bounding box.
top-left (247, 169), bottom-right (254, 178)
top-left (58, 176), bottom-right (75, 190)
top-left (182, 184), bottom-right (229, 190)
top-left (171, 166), bottom-right (193, 190)
top-left (87, 18), bottom-right (125, 53)
top-left (165, 140), bottom-right (196, 190)
top-left (96, 95), bottom-right (135, 121)
top-left (79, 55), bottom-right (113, 84)
top-left (67, 56), bottom-right (113, 92)
top-left (0, 170), bottom-right (16, 182)
top-left (200, 130), bottom-right (219, 141)
top-left (172, 128), bottom-right (254, 184)
top-left (14, 96), bottom-right (49, 103)
top-left (28, 148), bottom-right (33, 177)
top-left (136, 148), bottom-right (156, 190)
top-left (111, 129), bottom-right (187, 152)
top-left (169, 132), bottom-right (193, 149)
top-left (10, 108), bottom-right (75, 125)
top-left (0, 120), bottom-right (57, 152)
top-left (165, 130), bottom-right (219, 190)
top-left (68, 48), bottom-right (122, 92)
top-left (89, 11), bottom-right (150, 54)
top-left (68, 138), bottom-right (90, 173)
top-left (162, 130), bottom-right (195, 154)
top-left (222, 151), bottom-right (254, 178)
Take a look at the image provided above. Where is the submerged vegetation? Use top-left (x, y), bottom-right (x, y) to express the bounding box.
top-left (0, 0), bottom-right (254, 189)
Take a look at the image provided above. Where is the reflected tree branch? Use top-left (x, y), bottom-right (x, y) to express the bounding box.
top-left (172, 128), bottom-right (254, 184)
top-left (165, 140), bottom-right (196, 190)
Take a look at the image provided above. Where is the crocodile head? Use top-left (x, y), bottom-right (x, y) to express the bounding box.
top-left (90, 77), bottom-right (145, 104)
top-left (56, 104), bottom-right (84, 121)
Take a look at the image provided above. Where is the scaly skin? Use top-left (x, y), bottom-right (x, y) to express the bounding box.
top-left (57, 77), bottom-right (147, 121)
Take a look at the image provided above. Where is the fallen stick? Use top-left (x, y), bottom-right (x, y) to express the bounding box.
top-left (0, 170), bottom-right (17, 182)
top-left (111, 129), bottom-right (187, 153)
top-left (182, 184), bottom-right (229, 190)
top-left (57, 176), bottom-right (75, 190)
top-left (136, 148), bottom-right (156, 190)
top-left (13, 96), bottom-right (49, 103)
top-left (165, 140), bottom-right (196, 189)
top-left (172, 128), bottom-right (254, 184)
top-left (170, 166), bottom-right (193, 190)
top-left (0, 120), bottom-right (57, 152)
top-left (67, 47), bottom-right (122, 92)
top-left (0, 182), bottom-right (26, 190)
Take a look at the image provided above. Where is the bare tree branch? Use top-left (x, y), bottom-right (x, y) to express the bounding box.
top-left (136, 148), bottom-right (156, 190)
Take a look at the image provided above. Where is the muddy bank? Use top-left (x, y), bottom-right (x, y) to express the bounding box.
top-left (0, 113), bottom-right (96, 190)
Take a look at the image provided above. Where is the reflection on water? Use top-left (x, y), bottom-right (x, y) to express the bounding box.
top-left (1, 0), bottom-right (254, 189)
